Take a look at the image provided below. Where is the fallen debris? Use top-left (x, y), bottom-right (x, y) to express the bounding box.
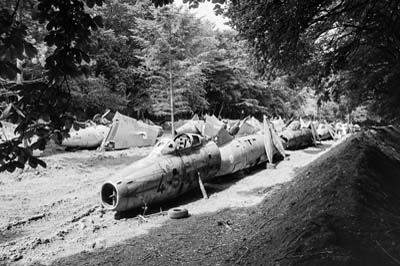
top-left (168, 208), bottom-right (189, 219)
top-left (99, 112), bottom-right (162, 150)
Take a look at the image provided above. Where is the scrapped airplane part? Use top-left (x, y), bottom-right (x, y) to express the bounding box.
top-left (101, 116), bottom-right (313, 213)
top-left (168, 207), bottom-right (189, 219)
top-left (280, 128), bottom-right (314, 150)
top-left (174, 119), bottom-right (190, 129)
top-left (203, 115), bottom-right (223, 135)
top-left (310, 122), bottom-right (319, 145)
top-left (198, 173), bottom-right (208, 199)
top-left (299, 117), bottom-right (311, 128)
top-left (263, 116), bottom-right (274, 163)
top-left (269, 123), bottom-right (286, 158)
top-left (203, 115), bottom-right (233, 146)
top-left (286, 120), bottom-right (300, 131)
top-left (101, 109), bottom-right (113, 121)
top-left (101, 129), bottom-right (276, 212)
top-left (100, 112), bottom-right (162, 150)
top-left (175, 120), bottom-right (204, 135)
top-left (236, 116), bottom-right (262, 136)
top-left (271, 117), bottom-right (285, 133)
top-left (264, 117), bottom-right (286, 158)
top-left (335, 123), bottom-right (350, 137)
top-left (93, 113), bottom-right (111, 125)
top-left (103, 116), bottom-right (346, 213)
top-left (62, 125), bottom-right (109, 148)
top-left (215, 134), bottom-right (269, 177)
top-left (228, 120), bottom-right (240, 135)
top-left (316, 123), bottom-right (336, 140)
top-left (101, 133), bottom-right (221, 211)
top-left (328, 125), bottom-right (338, 139)
top-left (141, 118), bottom-right (163, 137)
top-left (192, 114), bottom-right (199, 121)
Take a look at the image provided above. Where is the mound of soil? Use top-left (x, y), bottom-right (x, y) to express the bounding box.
top-left (226, 126), bottom-right (400, 266)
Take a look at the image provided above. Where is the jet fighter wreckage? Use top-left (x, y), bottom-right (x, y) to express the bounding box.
top-left (101, 115), bottom-right (286, 212)
top-left (100, 115), bottom-right (350, 213)
top-left (61, 112), bottom-right (163, 150)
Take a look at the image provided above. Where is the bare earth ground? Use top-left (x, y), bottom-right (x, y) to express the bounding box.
top-left (0, 137), bottom-right (341, 266)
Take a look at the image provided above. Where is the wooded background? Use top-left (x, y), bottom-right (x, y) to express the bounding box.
top-left (1, 0), bottom-right (399, 170)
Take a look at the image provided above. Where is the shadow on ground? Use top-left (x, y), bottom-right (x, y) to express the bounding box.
top-left (31, 204), bottom-right (251, 266)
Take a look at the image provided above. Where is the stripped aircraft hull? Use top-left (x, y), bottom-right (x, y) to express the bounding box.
top-left (101, 133), bottom-right (274, 212)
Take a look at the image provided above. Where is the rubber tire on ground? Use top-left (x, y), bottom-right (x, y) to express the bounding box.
top-left (168, 207), bottom-right (189, 219)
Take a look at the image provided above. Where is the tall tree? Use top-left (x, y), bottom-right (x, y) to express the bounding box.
top-left (0, 0), bottom-right (170, 172)
top-left (225, 0), bottom-right (400, 119)
top-left (143, 5), bottom-right (212, 118)
top-left (0, 0), bottom-right (105, 172)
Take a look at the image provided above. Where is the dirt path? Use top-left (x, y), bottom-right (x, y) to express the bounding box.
top-left (0, 139), bottom-right (342, 265)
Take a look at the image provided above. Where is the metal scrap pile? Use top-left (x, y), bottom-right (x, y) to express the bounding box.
top-left (99, 114), bottom-right (357, 213)
top-left (176, 115), bottom-right (318, 151)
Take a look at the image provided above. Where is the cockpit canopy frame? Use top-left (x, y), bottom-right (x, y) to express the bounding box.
top-left (151, 133), bottom-right (205, 156)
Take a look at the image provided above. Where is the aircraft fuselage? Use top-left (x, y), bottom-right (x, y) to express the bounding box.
top-left (101, 133), bottom-right (270, 212)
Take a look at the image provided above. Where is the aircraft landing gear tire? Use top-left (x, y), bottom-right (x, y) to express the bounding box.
top-left (168, 207), bottom-right (189, 219)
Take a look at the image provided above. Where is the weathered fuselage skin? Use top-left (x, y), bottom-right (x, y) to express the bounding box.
top-left (101, 133), bottom-right (270, 212)
top-left (62, 125), bottom-right (109, 148)
top-left (216, 134), bottom-right (268, 177)
top-left (101, 140), bottom-right (221, 211)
